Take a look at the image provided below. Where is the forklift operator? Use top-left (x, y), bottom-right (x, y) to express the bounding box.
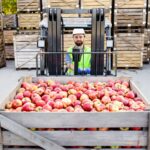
top-left (66, 28), bottom-right (91, 75)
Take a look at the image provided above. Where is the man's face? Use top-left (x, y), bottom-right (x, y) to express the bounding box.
top-left (73, 34), bottom-right (85, 46)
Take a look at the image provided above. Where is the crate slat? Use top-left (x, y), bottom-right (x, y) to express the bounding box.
top-left (2, 130), bottom-right (147, 146)
top-left (1, 112), bottom-right (148, 128)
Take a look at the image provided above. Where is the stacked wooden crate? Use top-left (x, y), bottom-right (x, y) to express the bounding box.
top-left (3, 15), bottom-right (17, 59)
top-left (114, 0), bottom-right (145, 68)
top-left (0, 6), bottom-right (6, 68)
top-left (143, 29), bottom-right (150, 63)
top-left (81, 0), bottom-right (111, 20)
top-left (14, 0), bottom-right (41, 69)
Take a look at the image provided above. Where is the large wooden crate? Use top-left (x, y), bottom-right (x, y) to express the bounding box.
top-left (18, 13), bottom-right (41, 29)
top-left (49, 0), bottom-right (78, 9)
top-left (0, 76), bottom-right (150, 150)
top-left (4, 30), bottom-right (16, 44)
top-left (115, 9), bottom-right (145, 27)
top-left (115, 0), bottom-right (145, 8)
top-left (114, 33), bottom-right (144, 68)
top-left (0, 14), bottom-right (3, 29)
top-left (5, 45), bottom-right (14, 59)
top-left (17, 0), bottom-right (40, 12)
top-left (148, 11), bottom-right (150, 27)
top-left (14, 33), bottom-right (40, 69)
top-left (3, 15), bottom-right (17, 29)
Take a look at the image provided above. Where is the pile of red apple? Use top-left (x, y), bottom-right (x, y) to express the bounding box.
top-left (5, 79), bottom-right (146, 112)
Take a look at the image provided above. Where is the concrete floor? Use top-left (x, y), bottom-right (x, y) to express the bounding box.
top-left (0, 60), bottom-right (150, 105)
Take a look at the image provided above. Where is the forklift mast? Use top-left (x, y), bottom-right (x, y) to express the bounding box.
top-left (37, 8), bottom-right (114, 76)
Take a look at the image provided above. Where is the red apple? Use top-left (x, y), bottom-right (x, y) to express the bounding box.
top-left (12, 99), bottom-right (23, 109)
top-left (22, 97), bottom-right (31, 105)
top-left (47, 100), bottom-right (55, 108)
top-left (31, 93), bottom-right (41, 103)
top-left (22, 102), bottom-right (35, 111)
top-left (61, 98), bottom-right (72, 108)
top-left (72, 100), bottom-right (81, 107)
top-left (42, 95), bottom-right (50, 103)
top-left (68, 89), bottom-right (77, 95)
top-left (54, 100), bottom-right (63, 109)
top-left (17, 87), bottom-right (25, 93)
top-left (33, 87), bottom-right (45, 95)
top-left (80, 94), bottom-right (89, 102)
top-left (15, 93), bottom-right (24, 100)
top-left (126, 91), bottom-right (135, 99)
top-left (66, 106), bottom-right (75, 112)
top-left (35, 100), bottom-right (46, 107)
top-left (68, 94), bottom-right (77, 103)
top-left (101, 95), bottom-right (111, 104)
top-left (82, 101), bottom-right (93, 111)
top-left (35, 106), bottom-right (43, 112)
top-left (21, 82), bottom-right (31, 90)
top-left (23, 90), bottom-right (31, 98)
top-left (43, 104), bottom-right (52, 111)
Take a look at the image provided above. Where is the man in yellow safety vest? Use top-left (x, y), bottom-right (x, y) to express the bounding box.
top-left (66, 28), bottom-right (91, 75)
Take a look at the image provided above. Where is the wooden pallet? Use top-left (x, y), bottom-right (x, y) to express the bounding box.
top-left (3, 15), bottom-right (17, 29)
top-left (18, 13), bottom-right (41, 29)
top-left (0, 76), bottom-right (150, 150)
top-left (5, 45), bottom-right (14, 59)
top-left (17, 0), bottom-right (40, 12)
top-left (4, 30), bottom-right (16, 44)
top-left (114, 27), bottom-right (144, 33)
top-left (14, 33), bottom-right (40, 69)
top-left (114, 33), bottom-right (144, 68)
top-left (115, 9), bottom-right (145, 27)
top-left (115, 0), bottom-right (145, 8)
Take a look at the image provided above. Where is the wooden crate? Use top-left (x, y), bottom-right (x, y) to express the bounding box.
top-left (115, 0), bottom-right (145, 8)
top-left (82, 0), bottom-right (111, 9)
top-left (0, 14), bottom-right (3, 29)
top-left (115, 9), bottom-right (145, 27)
top-left (3, 15), bottom-right (17, 29)
top-left (114, 33), bottom-right (144, 68)
top-left (5, 44), bottom-right (14, 59)
top-left (14, 33), bottom-right (40, 69)
top-left (4, 30), bottom-right (16, 44)
top-left (17, 0), bottom-right (40, 12)
top-left (49, 0), bottom-right (78, 9)
top-left (0, 76), bottom-right (150, 150)
top-left (18, 13), bottom-right (41, 29)
top-left (0, 50), bottom-right (6, 68)
top-left (148, 11), bottom-right (150, 27)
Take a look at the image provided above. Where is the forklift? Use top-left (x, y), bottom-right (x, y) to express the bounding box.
top-left (37, 8), bottom-right (115, 76)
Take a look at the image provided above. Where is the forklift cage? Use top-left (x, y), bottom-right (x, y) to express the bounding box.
top-left (36, 51), bottom-right (117, 76)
